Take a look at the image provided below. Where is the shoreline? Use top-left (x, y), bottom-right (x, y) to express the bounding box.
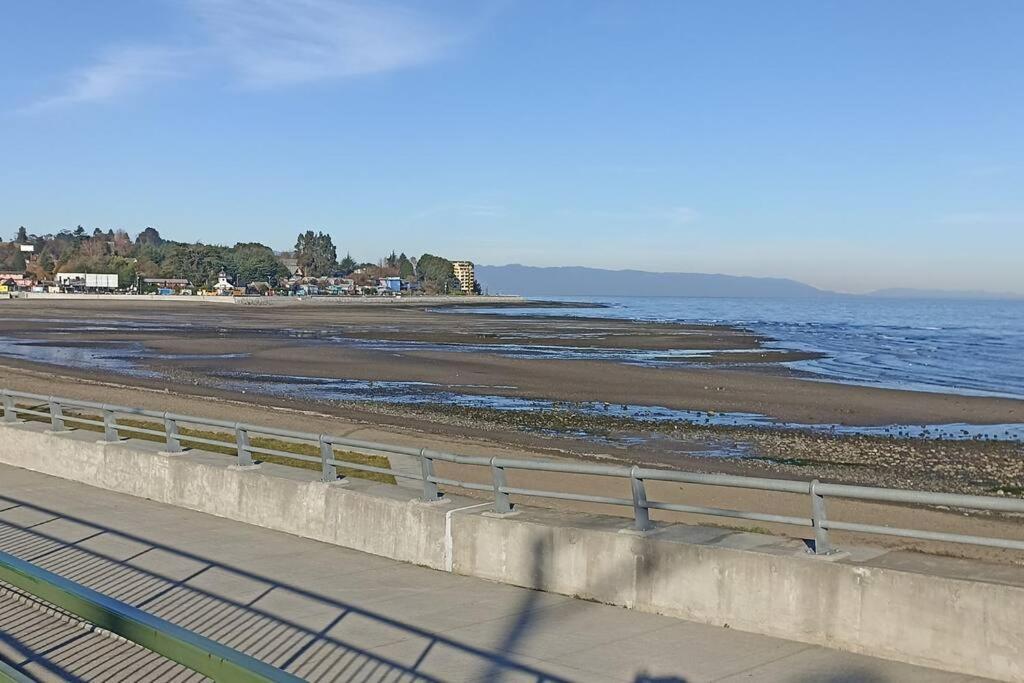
top-left (0, 297), bottom-right (1021, 502)
top-left (0, 297), bottom-right (1021, 426)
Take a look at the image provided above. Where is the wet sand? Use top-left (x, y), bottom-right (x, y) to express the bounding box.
top-left (1, 298), bottom-right (1020, 425)
top-left (0, 298), bottom-right (1022, 501)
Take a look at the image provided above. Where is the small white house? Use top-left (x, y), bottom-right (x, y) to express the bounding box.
top-left (213, 271), bottom-right (234, 294)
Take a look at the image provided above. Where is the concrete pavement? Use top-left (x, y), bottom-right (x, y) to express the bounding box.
top-left (0, 464), bottom-right (988, 682)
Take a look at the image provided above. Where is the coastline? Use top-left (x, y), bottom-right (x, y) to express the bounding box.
top-left (0, 297), bottom-right (1021, 502)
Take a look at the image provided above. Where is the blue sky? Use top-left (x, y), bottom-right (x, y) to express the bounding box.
top-left (2, 1), bottom-right (1022, 294)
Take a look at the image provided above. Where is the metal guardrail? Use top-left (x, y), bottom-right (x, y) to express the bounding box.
top-left (2, 388), bottom-right (1023, 555)
top-left (0, 549), bottom-right (302, 682)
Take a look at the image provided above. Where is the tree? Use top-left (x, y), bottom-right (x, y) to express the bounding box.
top-left (135, 227), bottom-right (164, 246)
top-left (226, 243), bottom-right (290, 286)
top-left (416, 254), bottom-right (456, 294)
top-left (398, 253), bottom-right (414, 279)
top-left (164, 244), bottom-right (227, 288)
top-left (294, 230), bottom-right (337, 277)
top-left (15, 226), bottom-right (28, 243)
top-left (338, 253), bottom-right (357, 274)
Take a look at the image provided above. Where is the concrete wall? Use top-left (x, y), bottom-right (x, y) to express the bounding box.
top-left (1, 422), bottom-right (1020, 681)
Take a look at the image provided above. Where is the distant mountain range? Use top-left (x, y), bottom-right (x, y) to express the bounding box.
top-left (476, 264), bottom-right (1022, 300)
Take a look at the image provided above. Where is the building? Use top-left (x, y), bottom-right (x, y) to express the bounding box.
top-left (143, 278), bottom-right (191, 292)
top-left (213, 271), bottom-right (234, 295)
top-left (0, 273), bottom-right (34, 293)
top-left (378, 277), bottom-right (402, 294)
top-left (56, 273), bottom-right (118, 290)
top-left (452, 261), bottom-right (476, 294)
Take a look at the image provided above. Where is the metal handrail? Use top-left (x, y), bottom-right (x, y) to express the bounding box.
top-left (0, 549), bottom-right (302, 682)
top-left (3, 388), bottom-right (1023, 555)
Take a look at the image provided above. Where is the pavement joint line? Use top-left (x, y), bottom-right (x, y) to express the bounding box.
top-left (706, 644), bottom-right (817, 682)
top-left (0, 501), bottom-right (559, 683)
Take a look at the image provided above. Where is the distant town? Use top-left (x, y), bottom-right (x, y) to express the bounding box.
top-left (0, 226), bottom-right (479, 297)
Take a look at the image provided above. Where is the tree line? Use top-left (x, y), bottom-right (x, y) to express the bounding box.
top-left (3, 226), bottom-right (474, 293)
top-left (292, 230), bottom-right (472, 293)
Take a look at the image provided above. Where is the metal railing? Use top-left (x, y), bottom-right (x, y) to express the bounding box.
top-left (2, 388), bottom-right (1023, 555)
top-left (0, 549), bottom-right (302, 682)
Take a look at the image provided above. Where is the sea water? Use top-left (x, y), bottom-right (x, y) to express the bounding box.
top-left (451, 296), bottom-right (1024, 400)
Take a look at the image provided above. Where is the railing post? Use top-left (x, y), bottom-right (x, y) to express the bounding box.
top-left (102, 409), bottom-right (118, 442)
top-left (630, 466), bottom-right (652, 531)
top-left (164, 416), bottom-right (183, 453)
top-left (235, 426), bottom-right (254, 467)
top-left (2, 393), bottom-right (18, 423)
top-left (48, 399), bottom-right (66, 432)
top-left (319, 435), bottom-right (338, 483)
top-left (809, 479), bottom-right (833, 555)
top-left (418, 449), bottom-right (440, 501)
top-left (491, 458), bottom-right (512, 514)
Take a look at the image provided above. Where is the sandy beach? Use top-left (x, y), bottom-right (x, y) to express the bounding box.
top-left (1, 298), bottom-right (1022, 503)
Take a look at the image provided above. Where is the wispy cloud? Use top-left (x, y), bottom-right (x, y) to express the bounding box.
top-left (193, 0), bottom-right (458, 87)
top-left (25, 0), bottom-right (472, 110)
top-left (24, 46), bottom-right (194, 112)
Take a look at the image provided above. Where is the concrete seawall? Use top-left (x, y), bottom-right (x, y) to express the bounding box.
top-left (1, 421), bottom-right (1020, 681)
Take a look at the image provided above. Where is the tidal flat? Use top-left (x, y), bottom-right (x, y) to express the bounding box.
top-left (0, 297), bottom-right (1021, 497)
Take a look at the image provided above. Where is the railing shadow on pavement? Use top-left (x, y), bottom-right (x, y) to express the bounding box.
top-left (0, 495), bottom-right (574, 683)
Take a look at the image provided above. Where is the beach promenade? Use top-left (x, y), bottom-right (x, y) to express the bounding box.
top-left (0, 464), bottom-right (983, 682)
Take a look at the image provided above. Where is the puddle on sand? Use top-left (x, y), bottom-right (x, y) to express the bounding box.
top-left (2, 335), bottom-right (1021, 446)
top-left (212, 371), bottom-right (1024, 443)
top-left (0, 336), bottom-right (246, 379)
top-left (320, 336), bottom-right (780, 367)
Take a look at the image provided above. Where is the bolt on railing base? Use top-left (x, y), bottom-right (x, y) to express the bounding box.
top-left (802, 545), bottom-right (850, 561)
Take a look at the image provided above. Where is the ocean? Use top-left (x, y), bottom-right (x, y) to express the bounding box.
top-left (454, 296), bottom-right (1024, 400)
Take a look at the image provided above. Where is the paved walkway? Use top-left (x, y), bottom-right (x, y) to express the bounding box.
top-left (0, 464), bottom-right (986, 682)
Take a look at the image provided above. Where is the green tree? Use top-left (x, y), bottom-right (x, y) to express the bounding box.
top-left (135, 227), bottom-right (164, 246)
top-left (226, 243), bottom-right (290, 286)
top-left (398, 253), bottom-right (414, 279)
top-left (294, 230), bottom-right (337, 276)
top-left (164, 244), bottom-right (228, 288)
top-left (338, 252), bottom-right (357, 274)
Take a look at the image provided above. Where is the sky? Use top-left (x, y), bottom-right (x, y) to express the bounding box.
top-left (1, 0), bottom-right (1022, 294)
